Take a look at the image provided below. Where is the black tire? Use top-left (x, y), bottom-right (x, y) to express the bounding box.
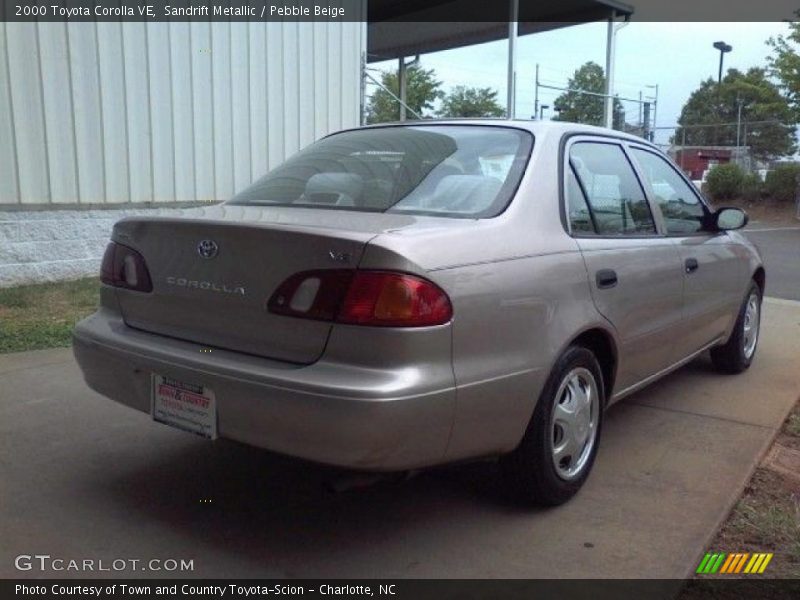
top-left (710, 281), bottom-right (762, 374)
top-left (500, 345), bottom-right (605, 506)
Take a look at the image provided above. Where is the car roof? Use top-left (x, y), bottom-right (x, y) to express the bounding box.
top-left (354, 118), bottom-right (660, 151)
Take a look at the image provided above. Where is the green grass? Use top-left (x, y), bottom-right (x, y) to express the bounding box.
top-left (0, 278), bottom-right (100, 353)
top-left (728, 478), bottom-right (800, 562)
top-left (721, 469), bottom-right (800, 576)
top-left (787, 411), bottom-right (800, 438)
top-left (689, 400), bottom-right (800, 581)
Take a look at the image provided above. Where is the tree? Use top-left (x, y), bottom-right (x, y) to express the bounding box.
top-left (673, 68), bottom-right (796, 162)
top-left (552, 61), bottom-right (625, 129)
top-left (437, 85), bottom-right (505, 118)
top-left (767, 12), bottom-right (800, 119)
top-left (366, 65), bottom-right (443, 124)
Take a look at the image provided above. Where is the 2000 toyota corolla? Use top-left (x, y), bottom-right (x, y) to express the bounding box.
top-left (73, 121), bottom-right (764, 505)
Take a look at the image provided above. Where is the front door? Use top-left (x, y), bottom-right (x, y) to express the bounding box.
top-left (627, 146), bottom-right (742, 358)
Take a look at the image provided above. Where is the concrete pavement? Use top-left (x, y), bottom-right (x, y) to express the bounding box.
top-left (1, 298), bottom-right (799, 579)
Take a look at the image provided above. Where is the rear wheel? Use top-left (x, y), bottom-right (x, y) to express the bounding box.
top-left (710, 281), bottom-right (762, 374)
top-left (500, 345), bottom-right (604, 506)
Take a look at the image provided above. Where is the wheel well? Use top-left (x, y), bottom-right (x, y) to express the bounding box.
top-left (573, 329), bottom-right (616, 403)
top-left (753, 267), bottom-right (765, 295)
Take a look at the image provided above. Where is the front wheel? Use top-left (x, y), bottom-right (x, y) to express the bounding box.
top-left (500, 346), bottom-right (604, 506)
top-left (710, 281), bottom-right (762, 374)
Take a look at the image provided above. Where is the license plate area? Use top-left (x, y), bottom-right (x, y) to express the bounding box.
top-left (151, 374), bottom-right (218, 440)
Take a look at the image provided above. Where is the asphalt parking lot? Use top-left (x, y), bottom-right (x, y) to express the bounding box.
top-left (1, 226), bottom-right (798, 581)
top-left (745, 225), bottom-right (800, 301)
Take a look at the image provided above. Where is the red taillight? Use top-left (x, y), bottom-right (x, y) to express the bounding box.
top-left (100, 241), bottom-right (153, 292)
top-left (268, 270), bottom-right (452, 327)
top-left (338, 272), bottom-right (452, 326)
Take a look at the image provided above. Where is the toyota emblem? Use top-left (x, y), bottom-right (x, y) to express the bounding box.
top-left (197, 239), bottom-right (219, 259)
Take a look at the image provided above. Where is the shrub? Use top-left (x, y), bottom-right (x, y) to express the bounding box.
top-left (764, 163), bottom-right (800, 202)
top-left (740, 172), bottom-right (763, 202)
top-left (705, 163), bottom-right (745, 201)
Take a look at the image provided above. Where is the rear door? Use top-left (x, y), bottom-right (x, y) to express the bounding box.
top-left (627, 145), bottom-right (743, 357)
top-left (565, 137), bottom-right (684, 394)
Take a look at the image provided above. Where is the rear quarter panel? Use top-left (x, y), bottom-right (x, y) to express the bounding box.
top-left (435, 249), bottom-right (610, 460)
top-left (360, 126), bottom-right (618, 461)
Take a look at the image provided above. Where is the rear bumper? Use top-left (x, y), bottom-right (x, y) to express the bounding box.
top-left (72, 309), bottom-right (456, 471)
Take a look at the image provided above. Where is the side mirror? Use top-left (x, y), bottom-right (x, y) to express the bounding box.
top-left (711, 207), bottom-right (748, 231)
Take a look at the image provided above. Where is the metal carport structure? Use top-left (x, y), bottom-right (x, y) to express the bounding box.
top-left (365, 0), bottom-right (635, 124)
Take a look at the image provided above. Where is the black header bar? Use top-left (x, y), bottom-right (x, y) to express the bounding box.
top-left (4, 579), bottom-right (800, 600)
top-left (1, 1), bottom-right (799, 23)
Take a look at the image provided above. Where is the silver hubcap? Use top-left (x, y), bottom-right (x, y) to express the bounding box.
top-left (743, 292), bottom-right (760, 359)
top-left (549, 367), bottom-right (600, 481)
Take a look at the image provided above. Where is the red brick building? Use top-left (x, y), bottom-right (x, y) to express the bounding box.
top-left (670, 146), bottom-right (736, 180)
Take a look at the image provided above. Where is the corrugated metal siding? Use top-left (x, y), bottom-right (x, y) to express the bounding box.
top-left (0, 13), bottom-right (366, 206)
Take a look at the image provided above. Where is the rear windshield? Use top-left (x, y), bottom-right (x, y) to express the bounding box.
top-left (228, 125), bottom-right (533, 218)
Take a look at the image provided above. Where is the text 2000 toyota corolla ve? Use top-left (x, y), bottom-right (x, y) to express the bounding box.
top-left (73, 121), bottom-right (764, 505)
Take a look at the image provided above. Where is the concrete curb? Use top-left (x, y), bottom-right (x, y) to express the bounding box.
top-left (764, 296), bottom-right (800, 308)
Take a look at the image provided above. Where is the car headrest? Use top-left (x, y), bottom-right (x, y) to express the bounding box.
top-left (427, 175), bottom-right (503, 213)
top-left (303, 173), bottom-right (364, 206)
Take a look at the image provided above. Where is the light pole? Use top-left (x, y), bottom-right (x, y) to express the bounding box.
top-left (736, 96), bottom-right (745, 167)
top-left (646, 83), bottom-right (659, 142)
top-left (713, 41), bottom-right (732, 83)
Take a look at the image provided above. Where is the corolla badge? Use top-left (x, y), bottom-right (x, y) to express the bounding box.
top-left (197, 239), bottom-right (219, 259)
top-left (166, 277), bottom-right (245, 296)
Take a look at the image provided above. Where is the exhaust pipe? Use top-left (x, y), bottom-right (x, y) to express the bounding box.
top-left (325, 470), bottom-right (420, 494)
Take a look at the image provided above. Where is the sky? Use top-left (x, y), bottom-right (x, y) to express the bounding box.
top-left (370, 22), bottom-right (790, 146)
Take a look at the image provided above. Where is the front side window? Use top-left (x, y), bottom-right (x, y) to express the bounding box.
top-left (630, 147), bottom-right (707, 234)
top-left (229, 126), bottom-right (533, 218)
top-left (568, 142), bottom-right (656, 236)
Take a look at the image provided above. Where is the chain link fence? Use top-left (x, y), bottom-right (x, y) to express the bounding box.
top-left (640, 120), bottom-right (796, 182)
top-left (650, 121), bottom-right (800, 220)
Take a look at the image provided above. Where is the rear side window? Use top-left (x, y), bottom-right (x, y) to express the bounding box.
top-left (566, 166), bottom-right (595, 234)
top-left (229, 126), bottom-right (533, 218)
top-left (629, 147), bottom-right (707, 234)
top-left (569, 142), bottom-right (656, 236)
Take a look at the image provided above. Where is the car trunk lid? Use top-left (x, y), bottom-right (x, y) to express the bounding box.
top-left (111, 214), bottom-right (376, 364)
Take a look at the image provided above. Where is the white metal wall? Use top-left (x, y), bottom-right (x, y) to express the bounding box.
top-left (0, 15), bottom-right (366, 206)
